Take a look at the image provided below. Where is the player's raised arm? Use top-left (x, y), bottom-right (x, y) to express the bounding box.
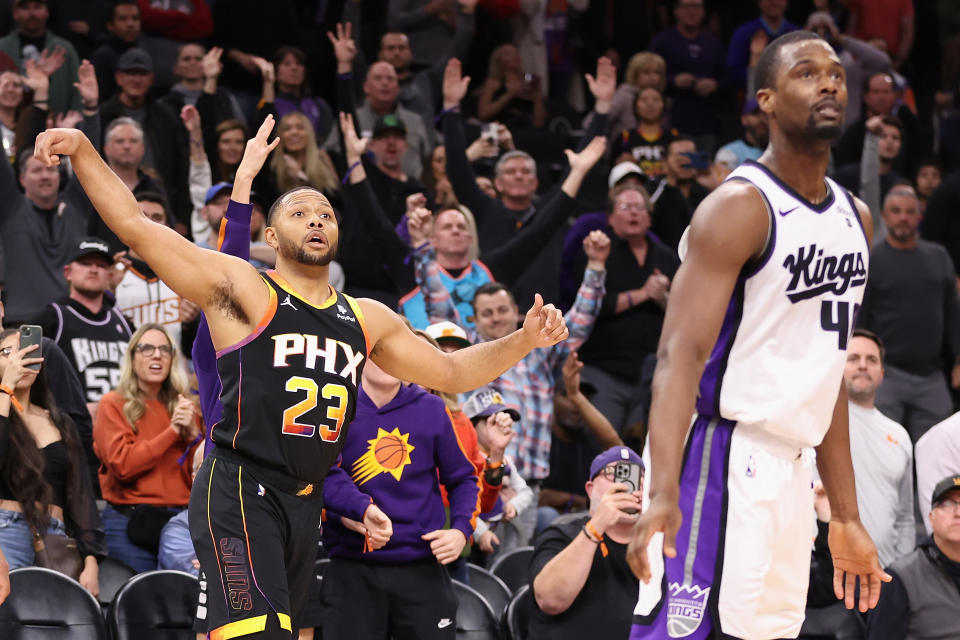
top-left (359, 294), bottom-right (568, 394)
top-left (626, 181), bottom-right (769, 582)
top-left (34, 125), bottom-right (268, 319)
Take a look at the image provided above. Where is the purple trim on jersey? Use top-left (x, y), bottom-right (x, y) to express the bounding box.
top-left (729, 177), bottom-right (778, 279)
top-left (631, 415), bottom-right (735, 639)
top-left (742, 160), bottom-right (836, 213)
top-left (696, 279), bottom-right (746, 417)
top-left (840, 188), bottom-right (870, 248)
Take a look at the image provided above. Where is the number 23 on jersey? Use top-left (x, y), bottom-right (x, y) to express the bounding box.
top-left (281, 376), bottom-right (348, 441)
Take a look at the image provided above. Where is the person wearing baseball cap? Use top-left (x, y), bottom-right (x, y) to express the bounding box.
top-left (30, 237), bottom-right (133, 412)
top-left (867, 473), bottom-right (960, 639)
top-left (195, 182), bottom-right (233, 251)
top-left (608, 161), bottom-right (645, 190)
top-left (464, 386), bottom-right (532, 563)
top-left (425, 321), bottom-right (471, 352)
top-left (527, 445), bottom-right (642, 639)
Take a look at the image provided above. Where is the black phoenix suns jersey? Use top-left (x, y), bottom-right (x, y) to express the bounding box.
top-left (212, 271), bottom-right (369, 483)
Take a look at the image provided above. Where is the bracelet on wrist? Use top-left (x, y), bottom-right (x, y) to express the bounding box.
top-left (0, 384), bottom-right (23, 412)
top-left (584, 519), bottom-right (609, 557)
top-left (625, 291), bottom-right (635, 307)
top-left (341, 159), bottom-right (363, 185)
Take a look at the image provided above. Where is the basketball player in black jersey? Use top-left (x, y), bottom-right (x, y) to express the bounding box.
top-left (33, 117), bottom-right (570, 639)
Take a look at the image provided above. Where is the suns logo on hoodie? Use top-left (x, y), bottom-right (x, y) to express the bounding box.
top-left (351, 427), bottom-right (415, 485)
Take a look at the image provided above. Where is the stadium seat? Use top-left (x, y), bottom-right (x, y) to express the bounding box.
top-left (0, 566), bottom-right (107, 639)
top-left (501, 584), bottom-right (532, 640)
top-left (109, 570), bottom-right (199, 640)
top-left (466, 562), bottom-right (512, 616)
top-left (452, 580), bottom-right (499, 640)
top-left (97, 556), bottom-right (137, 608)
top-left (489, 546), bottom-right (534, 594)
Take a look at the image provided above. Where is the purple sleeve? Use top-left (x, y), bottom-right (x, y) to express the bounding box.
top-left (322, 455), bottom-right (373, 522)
top-left (435, 407), bottom-right (481, 541)
top-left (194, 199), bottom-right (254, 457)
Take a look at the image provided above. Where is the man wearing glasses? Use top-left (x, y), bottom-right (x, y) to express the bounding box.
top-left (867, 474), bottom-right (960, 639)
top-left (528, 446), bottom-right (643, 639)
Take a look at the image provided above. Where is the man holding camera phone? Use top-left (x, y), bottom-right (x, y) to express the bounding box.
top-left (529, 446), bottom-right (643, 639)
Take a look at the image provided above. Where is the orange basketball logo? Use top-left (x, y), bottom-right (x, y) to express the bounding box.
top-left (352, 427), bottom-right (416, 485)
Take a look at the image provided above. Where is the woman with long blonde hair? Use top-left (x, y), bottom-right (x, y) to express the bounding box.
top-left (477, 43), bottom-right (548, 130)
top-left (268, 111), bottom-right (340, 201)
top-left (606, 51), bottom-right (668, 137)
top-left (93, 323), bottom-right (202, 572)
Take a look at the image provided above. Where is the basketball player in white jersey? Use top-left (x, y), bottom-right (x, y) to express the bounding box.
top-left (626, 32), bottom-right (892, 640)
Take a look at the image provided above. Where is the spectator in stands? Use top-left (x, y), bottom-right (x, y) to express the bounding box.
top-left (611, 87), bottom-right (674, 178)
top-left (263, 111), bottom-right (339, 206)
top-left (915, 414), bottom-right (960, 534)
top-left (157, 445), bottom-right (202, 576)
top-left (343, 0), bottom-right (476, 134)
top-left (921, 165), bottom-right (960, 278)
top-left (0, 0), bottom-right (82, 114)
top-left (727, 0), bottom-right (798, 90)
top-left (31, 238), bottom-right (133, 415)
top-left (0, 68), bottom-right (25, 160)
top-left (914, 158), bottom-right (941, 213)
top-left (832, 115), bottom-right (907, 233)
top-left (441, 56), bottom-right (615, 307)
top-left (835, 71), bottom-right (924, 178)
top-left (387, 0), bottom-right (468, 70)
top-left (573, 184), bottom-right (680, 435)
top-left (209, 118), bottom-right (247, 183)
top-left (857, 185), bottom-right (960, 441)
top-left (649, 0), bottom-right (724, 152)
top-left (269, 45), bottom-right (333, 144)
top-left (91, 0), bottom-right (141, 100)
top-left (0, 548), bottom-right (8, 604)
top-left (0, 143), bottom-right (94, 325)
top-left (538, 351), bottom-right (623, 531)
top-left (159, 44), bottom-right (244, 125)
top-left (401, 140), bottom-right (608, 330)
top-left (329, 25), bottom-right (432, 182)
top-left (604, 51), bottom-right (666, 139)
top-left (113, 193), bottom-right (200, 354)
top-left (465, 388), bottom-right (532, 563)
top-left (319, 357), bottom-right (478, 640)
top-left (193, 182), bottom-right (230, 251)
top-left (93, 322), bottom-right (201, 572)
top-left (477, 43), bottom-right (548, 131)
top-left (846, 0), bottom-right (914, 72)
top-left (135, 0), bottom-right (212, 89)
top-left (529, 446), bottom-right (642, 638)
top-left (805, 10), bottom-right (893, 131)
top-left (103, 117), bottom-right (166, 199)
top-left (715, 98), bottom-right (768, 176)
top-left (0, 328), bottom-right (106, 593)
top-left (866, 475), bottom-right (960, 640)
top-left (100, 48), bottom-right (190, 231)
top-left (842, 329), bottom-right (915, 567)
top-left (664, 136), bottom-right (710, 210)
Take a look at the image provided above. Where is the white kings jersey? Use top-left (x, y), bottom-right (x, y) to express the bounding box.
top-left (694, 161), bottom-right (870, 449)
top-left (114, 266), bottom-right (184, 351)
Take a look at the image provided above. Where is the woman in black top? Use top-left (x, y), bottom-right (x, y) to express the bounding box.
top-left (0, 329), bottom-right (105, 595)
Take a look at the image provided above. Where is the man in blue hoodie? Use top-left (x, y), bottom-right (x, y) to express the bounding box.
top-left (321, 357), bottom-right (481, 640)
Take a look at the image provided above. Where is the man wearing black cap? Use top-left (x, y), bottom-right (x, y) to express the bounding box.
top-left (867, 474), bottom-right (960, 639)
top-left (99, 47), bottom-right (190, 231)
top-left (529, 445), bottom-right (643, 639)
top-left (0, 0), bottom-right (81, 114)
top-left (32, 237), bottom-right (133, 412)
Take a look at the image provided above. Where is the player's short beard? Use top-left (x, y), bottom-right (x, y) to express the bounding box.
top-left (277, 235), bottom-right (337, 266)
top-left (805, 115), bottom-right (842, 141)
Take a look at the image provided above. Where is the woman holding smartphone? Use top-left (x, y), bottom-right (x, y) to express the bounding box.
top-left (0, 328), bottom-right (105, 595)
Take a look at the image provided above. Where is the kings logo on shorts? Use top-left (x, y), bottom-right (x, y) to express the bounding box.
top-left (666, 582), bottom-right (710, 638)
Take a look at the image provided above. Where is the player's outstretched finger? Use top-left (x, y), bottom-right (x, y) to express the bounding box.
top-left (833, 567), bottom-right (844, 602)
top-left (844, 571), bottom-right (856, 610)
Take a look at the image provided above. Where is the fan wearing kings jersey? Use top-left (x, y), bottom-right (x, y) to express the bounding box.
top-left (31, 115), bottom-right (570, 640)
top-left (626, 32), bottom-right (891, 640)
